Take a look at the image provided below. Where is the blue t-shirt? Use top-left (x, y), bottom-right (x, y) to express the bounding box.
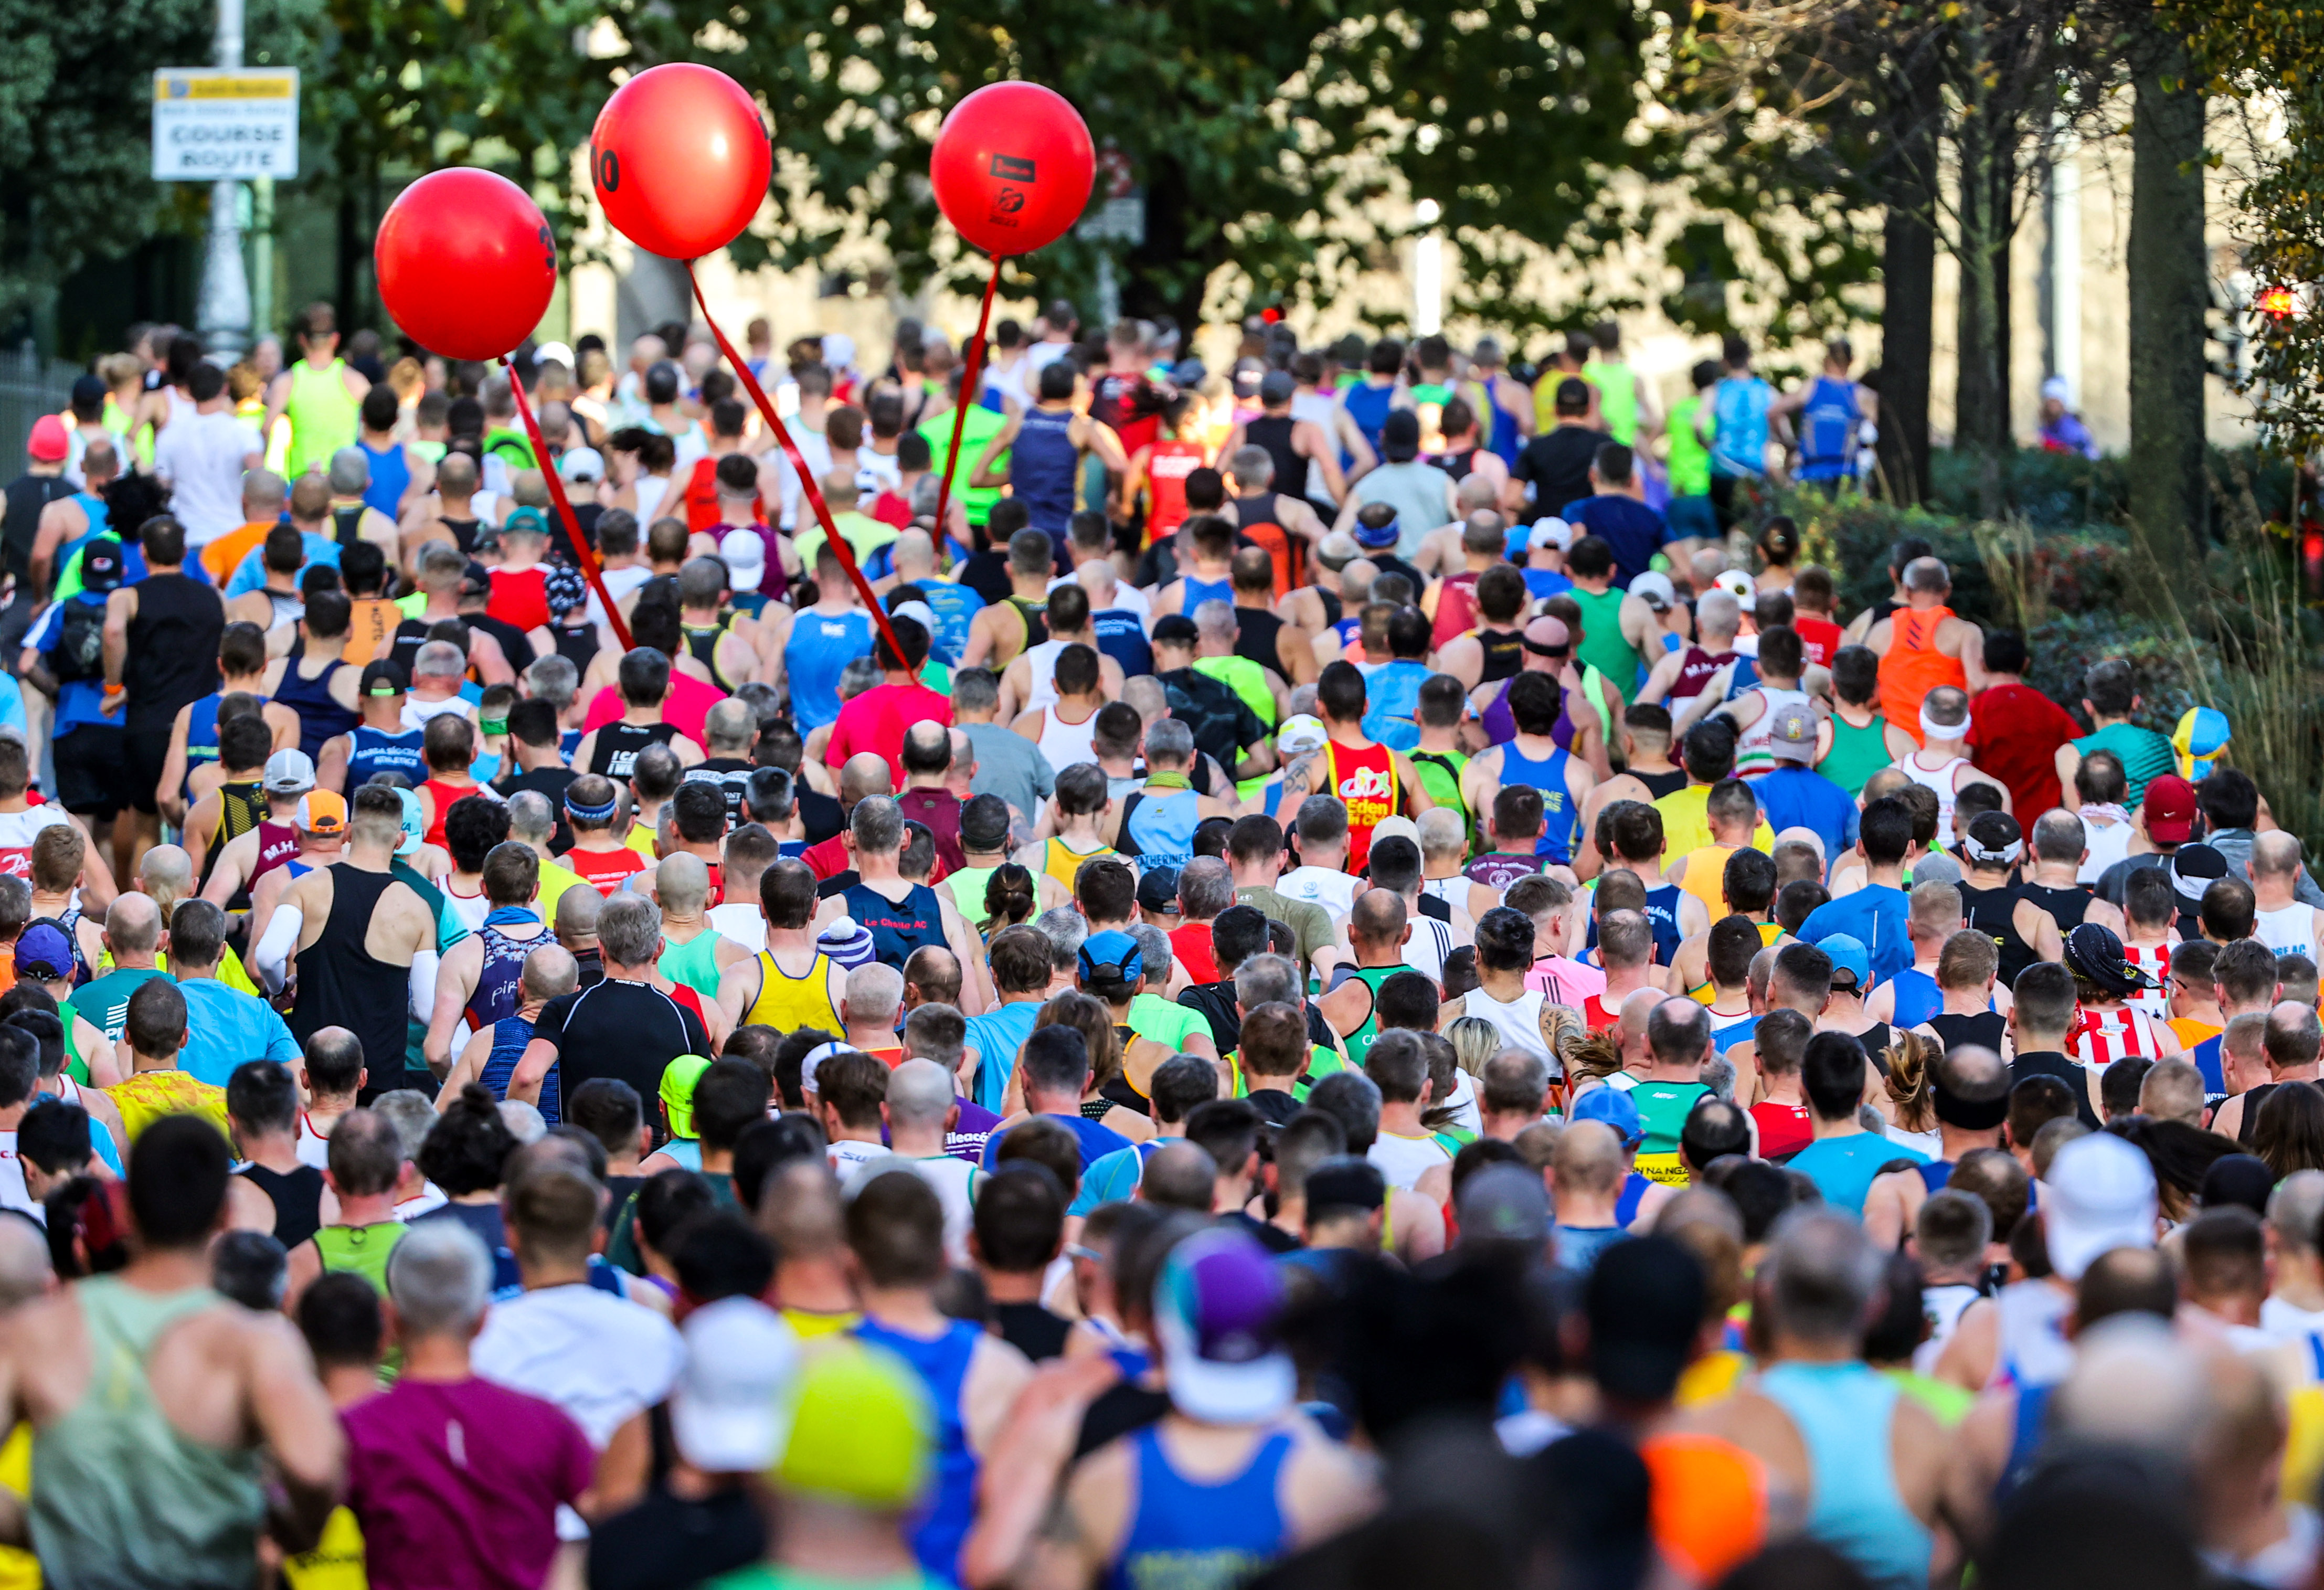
top-left (1710, 376), bottom-right (1775, 479)
top-left (1800, 885), bottom-right (1913, 982)
top-left (1752, 765), bottom-right (1858, 873)
top-left (964, 1000), bottom-right (1044, 1112)
top-left (1787, 1132), bottom-right (1926, 1215)
top-left (982, 1111), bottom-right (1133, 1171)
top-left (913, 581), bottom-right (985, 665)
top-left (1073, 1138), bottom-right (1165, 1214)
top-left (176, 978), bottom-right (303, 1087)
top-left (225, 531), bottom-right (343, 597)
top-left (29, 598), bottom-right (113, 733)
top-left (1522, 568), bottom-right (1575, 604)
top-left (1554, 1224), bottom-right (1629, 1278)
top-left (1712, 1015), bottom-right (1760, 1055)
top-left (1558, 496), bottom-right (1671, 586)
top-left (2192, 1035), bottom-right (2226, 1097)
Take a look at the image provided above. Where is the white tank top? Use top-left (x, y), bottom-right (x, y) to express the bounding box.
top-left (1734, 686), bottom-right (1811, 777)
top-left (1898, 749), bottom-right (1972, 836)
top-left (2257, 902), bottom-right (2318, 960)
top-left (1036, 704), bottom-right (1101, 771)
top-left (1290, 390), bottom-right (1338, 501)
top-left (1993, 1278), bottom-right (2074, 1390)
top-left (1021, 638), bottom-right (1066, 713)
top-left (1460, 986), bottom-right (1554, 1071)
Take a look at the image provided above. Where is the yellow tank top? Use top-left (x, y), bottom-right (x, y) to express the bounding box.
top-left (1042, 838), bottom-right (1116, 897)
top-left (281, 1506), bottom-right (366, 1590)
top-left (0, 1423), bottom-right (35, 1590)
top-left (744, 950), bottom-right (843, 1034)
top-left (284, 359), bottom-right (362, 479)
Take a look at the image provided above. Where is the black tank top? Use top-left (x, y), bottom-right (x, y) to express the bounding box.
top-left (288, 866), bottom-right (414, 1098)
top-left (238, 1162), bottom-right (323, 1248)
top-left (1930, 1010), bottom-right (2008, 1054)
top-left (124, 572), bottom-right (224, 731)
top-left (196, 778), bottom-right (268, 900)
top-left (2242, 1082), bottom-right (2280, 1146)
top-left (2019, 882), bottom-right (2092, 935)
top-left (589, 720), bottom-right (681, 779)
top-left (1959, 881), bottom-right (2040, 985)
top-left (554, 620), bottom-right (599, 676)
top-left (1317, 589), bottom-right (1343, 629)
top-left (1234, 608), bottom-right (1286, 672)
top-left (1005, 596), bottom-right (1049, 649)
top-left (1632, 767), bottom-right (1689, 800)
top-left (1235, 489), bottom-right (1284, 528)
top-left (1479, 627), bottom-right (1524, 684)
top-left (684, 624), bottom-right (738, 691)
top-left (1, 474), bottom-right (70, 582)
top-left (1244, 416), bottom-right (1303, 501)
top-left (440, 517), bottom-right (481, 556)
top-left (331, 504), bottom-right (368, 546)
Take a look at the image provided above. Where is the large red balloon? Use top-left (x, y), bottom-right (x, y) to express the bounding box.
top-left (929, 82), bottom-right (1095, 257)
top-left (591, 64), bottom-right (772, 260)
top-left (374, 168), bottom-right (557, 362)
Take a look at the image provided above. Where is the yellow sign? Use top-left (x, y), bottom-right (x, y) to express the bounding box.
top-left (151, 69), bottom-right (300, 180)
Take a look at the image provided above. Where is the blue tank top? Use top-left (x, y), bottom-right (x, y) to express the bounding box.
top-left (272, 638), bottom-right (359, 760)
top-left (183, 692), bottom-right (224, 792)
top-left (1615, 1170), bottom-right (1651, 1226)
top-left (1013, 408), bottom-right (1080, 533)
top-left (1887, 968), bottom-right (1942, 1031)
top-left (1124, 787), bottom-right (1200, 876)
top-left (463, 921), bottom-right (540, 1031)
top-left (1710, 377), bottom-right (1774, 479)
top-left (784, 609), bottom-right (876, 731)
top-left (1796, 376), bottom-right (1862, 481)
top-left (1181, 576), bottom-right (1234, 614)
top-left (1091, 609), bottom-right (1152, 680)
top-left (1486, 388), bottom-right (1525, 468)
top-left (1106, 1426), bottom-right (1296, 1590)
top-left (348, 725), bottom-right (427, 788)
top-left (844, 881), bottom-right (948, 967)
top-left (1359, 659), bottom-right (1430, 753)
top-left (915, 584), bottom-right (984, 666)
top-left (1915, 1159), bottom-right (1954, 1194)
top-left (1341, 384), bottom-right (1396, 459)
top-left (1497, 741), bottom-right (1580, 863)
top-left (359, 439), bottom-right (411, 521)
top-left (853, 1317), bottom-right (983, 1584)
top-left (1756, 1361), bottom-right (1933, 1589)
top-left (481, 1014), bottom-right (557, 1120)
top-left (1584, 887), bottom-right (1682, 966)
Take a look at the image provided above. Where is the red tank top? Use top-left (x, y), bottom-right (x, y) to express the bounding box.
top-left (567, 844), bottom-right (648, 895)
top-left (1144, 440), bottom-right (1208, 546)
top-left (486, 567), bottom-right (550, 633)
top-left (1794, 616), bottom-right (1844, 669)
top-left (1322, 738), bottom-right (1398, 871)
top-left (2069, 1004), bottom-right (2161, 1067)
top-left (251, 821), bottom-right (301, 886)
top-left (1674, 645), bottom-right (1737, 702)
top-left (421, 778), bottom-right (482, 849)
top-left (1583, 993), bottom-right (1617, 1033)
top-left (1431, 573), bottom-right (1480, 649)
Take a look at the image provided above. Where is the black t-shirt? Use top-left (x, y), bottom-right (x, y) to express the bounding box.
top-left (1513, 423), bottom-right (1604, 515)
top-left (795, 785), bottom-right (844, 846)
top-left (992, 1301), bottom-right (1072, 1363)
top-left (1159, 668), bottom-right (1266, 772)
top-left (1246, 1088), bottom-right (1303, 1128)
top-left (534, 979), bottom-right (711, 1108)
top-left (1362, 552), bottom-right (1427, 597)
top-left (586, 1484), bottom-right (762, 1590)
top-left (496, 764), bottom-right (578, 852)
top-left (686, 758), bottom-right (756, 826)
top-left (958, 550), bottom-right (1014, 607)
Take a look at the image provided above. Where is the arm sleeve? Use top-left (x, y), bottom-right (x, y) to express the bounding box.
top-left (251, 906), bottom-right (304, 993)
top-left (408, 950), bottom-right (439, 1024)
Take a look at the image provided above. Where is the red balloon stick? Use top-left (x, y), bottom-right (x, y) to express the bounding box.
top-left (501, 358), bottom-right (633, 653)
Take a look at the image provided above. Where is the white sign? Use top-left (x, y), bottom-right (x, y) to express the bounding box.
top-left (152, 69), bottom-right (300, 181)
top-left (1078, 196), bottom-right (1145, 246)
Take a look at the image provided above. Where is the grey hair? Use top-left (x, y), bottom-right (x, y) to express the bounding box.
top-left (598, 893), bottom-right (663, 967)
top-left (1193, 599), bottom-right (1238, 644)
top-left (372, 1088), bottom-right (438, 1161)
top-left (1121, 675), bottom-right (1168, 724)
top-left (2270, 1170), bottom-right (2324, 1258)
top-left (703, 699), bottom-right (757, 752)
top-left (1702, 1055), bottom-right (1735, 1102)
top-left (838, 657), bottom-right (883, 701)
top-left (1177, 855), bottom-right (1234, 919)
top-left (952, 667), bottom-right (1000, 715)
top-left (1234, 952), bottom-right (1301, 1011)
top-left (850, 795), bottom-right (905, 855)
top-left (498, 1099), bottom-right (547, 1144)
top-left (1902, 555), bottom-right (1952, 593)
top-left (1418, 808), bottom-right (1467, 860)
top-left (506, 790), bottom-right (556, 846)
top-left (903, 1002), bottom-right (967, 1066)
top-left (1034, 906), bottom-right (1087, 972)
top-left (909, 474), bottom-right (943, 517)
top-left (885, 1057), bottom-right (954, 1128)
top-left (1695, 591), bottom-right (1740, 638)
top-left (525, 654), bottom-right (578, 711)
top-left (1144, 717), bottom-right (1196, 766)
top-left (413, 641), bottom-right (466, 680)
top-left (845, 962), bottom-right (904, 1026)
top-left (387, 1220), bottom-right (495, 1337)
top-left (1228, 446), bottom-right (1275, 489)
top-left (327, 447), bottom-right (371, 495)
top-left (1764, 1206), bottom-right (1885, 1343)
top-left (1130, 923), bottom-right (1174, 987)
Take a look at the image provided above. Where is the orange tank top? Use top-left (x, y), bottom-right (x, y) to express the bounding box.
top-left (1239, 521), bottom-right (1301, 599)
top-left (1322, 738), bottom-right (1398, 870)
top-left (1877, 605), bottom-right (1966, 745)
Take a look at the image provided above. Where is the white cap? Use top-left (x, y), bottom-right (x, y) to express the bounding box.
top-left (263, 748), bottom-right (317, 794)
top-left (557, 447), bottom-right (604, 484)
top-left (890, 599), bottom-right (938, 634)
top-left (1628, 570), bottom-right (1677, 610)
top-left (2043, 1132), bottom-right (2158, 1281)
top-left (798, 1041), bottom-right (848, 1093)
top-left (532, 341), bottom-right (576, 371)
top-left (1528, 517), bottom-right (1571, 552)
top-left (1370, 815), bottom-right (1421, 851)
top-left (719, 529), bottom-right (767, 592)
top-left (669, 1298), bottom-right (801, 1472)
top-left (2042, 375), bottom-right (2071, 403)
top-left (1714, 569), bottom-right (1756, 602)
top-left (1276, 714), bottom-right (1328, 757)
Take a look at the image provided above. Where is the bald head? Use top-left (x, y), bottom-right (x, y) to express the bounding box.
top-left (1617, 985), bottom-right (1662, 1058)
top-left (885, 1057), bottom-right (957, 1128)
top-left (655, 852), bottom-right (711, 916)
top-left (1552, 1119), bottom-right (1624, 1195)
top-left (137, 845), bottom-right (193, 908)
top-left (554, 882), bottom-right (602, 945)
top-left (105, 892), bottom-right (162, 957)
top-left (2254, 830), bottom-right (2306, 881)
top-left (0, 1216), bottom-right (50, 1310)
top-left (1522, 617), bottom-right (1570, 668)
top-left (2138, 1057), bottom-right (2206, 1125)
top-left (520, 944), bottom-right (580, 1003)
top-left (1141, 1140), bottom-right (1219, 1212)
top-left (1349, 889), bottom-right (1408, 951)
top-left (840, 752), bottom-right (894, 806)
top-left (2265, 1000), bottom-right (2322, 1071)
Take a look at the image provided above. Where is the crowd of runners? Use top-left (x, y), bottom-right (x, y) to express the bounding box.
top-left (0, 298), bottom-right (2278, 1590)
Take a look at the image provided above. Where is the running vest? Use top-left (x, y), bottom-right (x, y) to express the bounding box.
top-left (843, 881), bottom-right (949, 967)
top-left (1322, 739), bottom-right (1398, 871)
top-left (1495, 740), bottom-right (1581, 863)
top-left (1819, 712), bottom-right (1894, 796)
top-left (1143, 440), bottom-right (1207, 543)
top-left (1733, 686), bottom-right (1810, 779)
top-left (1244, 416), bottom-right (1306, 506)
top-left (1105, 1426), bottom-right (1296, 1590)
top-left (1897, 749), bottom-right (1972, 835)
top-left (1570, 586), bottom-right (1637, 698)
top-left (1012, 407), bottom-right (1080, 532)
top-left (1584, 361), bottom-right (1641, 443)
top-left (782, 608), bottom-right (876, 732)
top-left (852, 1317), bottom-right (984, 1584)
top-left (481, 1015), bottom-right (550, 1118)
top-left (1958, 882), bottom-right (2039, 985)
top-left (283, 360), bottom-right (362, 478)
top-left (1334, 964), bottom-right (1404, 1071)
top-left (1631, 1080), bottom-right (1711, 1183)
top-left (1796, 376), bottom-right (1862, 480)
top-left (287, 868), bottom-right (414, 1088)
top-left (464, 920), bottom-right (544, 1030)
top-left (314, 1221), bottom-right (407, 1296)
top-left (587, 720), bottom-right (681, 780)
top-left (347, 725), bottom-right (426, 788)
top-left (1755, 1361), bottom-right (1933, 1589)
top-left (1877, 607), bottom-right (1966, 745)
top-left (1040, 838), bottom-right (1115, 897)
top-left (2257, 902), bottom-right (2319, 960)
top-left (273, 638), bottom-right (359, 761)
top-left (1120, 782), bottom-right (1200, 876)
top-left (743, 949), bottom-right (844, 1034)
top-left (358, 438), bottom-right (410, 521)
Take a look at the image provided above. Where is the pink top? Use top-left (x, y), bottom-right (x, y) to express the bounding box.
top-left (1526, 954), bottom-right (1607, 1009)
top-left (581, 672), bottom-right (726, 745)
top-left (827, 682), bottom-right (955, 785)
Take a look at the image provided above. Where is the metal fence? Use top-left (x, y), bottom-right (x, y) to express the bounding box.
top-left (0, 346), bottom-right (87, 473)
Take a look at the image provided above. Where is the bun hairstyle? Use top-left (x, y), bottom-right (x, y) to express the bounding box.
top-left (981, 864), bottom-right (1037, 937)
top-left (1757, 515), bottom-right (1800, 568)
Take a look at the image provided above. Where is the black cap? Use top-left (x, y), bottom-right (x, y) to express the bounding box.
top-left (1583, 1235), bottom-right (1705, 1404)
top-left (78, 540), bottom-right (124, 593)
top-left (360, 659), bottom-right (410, 698)
top-left (460, 559), bottom-right (492, 598)
top-left (1258, 370), bottom-right (1296, 406)
top-left (2062, 921), bottom-right (2154, 996)
top-left (1137, 867), bottom-right (1183, 915)
top-left (70, 374), bottom-right (107, 408)
top-left (1962, 811), bottom-right (2023, 867)
top-left (1152, 614), bottom-right (1199, 646)
top-left (1304, 1156), bottom-right (1385, 1216)
top-left (1381, 409), bottom-right (1421, 461)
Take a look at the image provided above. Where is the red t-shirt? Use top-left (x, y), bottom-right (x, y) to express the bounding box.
top-left (582, 675), bottom-right (726, 747)
top-left (1793, 615), bottom-right (1844, 670)
top-left (1431, 571), bottom-right (1481, 650)
top-left (486, 566), bottom-right (550, 633)
top-left (1143, 440), bottom-right (1209, 545)
top-left (1169, 921), bottom-right (1222, 985)
top-left (566, 844), bottom-right (648, 895)
top-left (1969, 682), bottom-right (2082, 821)
top-left (1750, 1099), bottom-right (1813, 1160)
top-left (801, 833), bottom-right (851, 881)
top-left (827, 683), bottom-right (954, 786)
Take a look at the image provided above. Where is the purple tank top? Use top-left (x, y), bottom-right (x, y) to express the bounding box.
top-left (1482, 680), bottom-right (1578, 752)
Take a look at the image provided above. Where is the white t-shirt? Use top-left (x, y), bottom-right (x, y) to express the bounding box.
top-left (706, 902), bottom-right (768, 955)
top-left (0, 805), bottom-right (72, 882)
top-left (473, 1281), bottom-right (685, 1537)
top-left (829, 1139), bottom-right (888, 1175)
top-left (633, 476), bottom-right (671, 527)
top-left (1049, 571), bottom-right (1153, 622)
top-left (904, 1153), bottom-right (979, 1265)
top-left (1913, 1282), bottom-right (1983, 1375)
top-left (403, 694), bottom-right (479, 733)
top-left (601, 565), bottom-right (654, 606)
top-left (1368, 1130), bottom-right (1454, 1191)
top-left (2263, 1294), bottom-right (2324, 1358)
top-left (0, 1132), bottom-right (36, 1224)
top-left (1279, 865), bottom-right (1362, 919)
top-left (151, 411), bottom-right (263, 546)
top-left (2078, 816), bottom-right (2136, 884)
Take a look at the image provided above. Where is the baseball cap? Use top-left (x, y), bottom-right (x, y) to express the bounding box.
top-left (1077, 929), bottom-right (1144, 992)
top-left (294, 791), bottom-right (346, 838)
top-left (1303, 1157), bottom-right (1385, 1217)
top-left (1628, 570), bottom-right (1677, 610)
top-left (890, 600), bottom-right (938, 637)
top-left (392, 786), bottom-right (426, 856)
top-left (2141, 773), bottom-right (2198, 844)
top-left (1230, 359), bottom-right (1266, 400)
top-left (26, 416), bottom-right (68, 463)
top-left (816, 917), bottom-right (876, 972)
top-left (1136, 867), bottom-right (1183, 917)
top-left (501, 505), bottom-right (550, 540)
top-left (2043, 1131), bottom-right (2158, 1280)
top-left (1153, 1229), bottom-right (1296, 1423)
top-left (1352, 513), bottom-right (1402, 550)
top-left (1168, 357), bottom-right (1209, 392)
top-left (798, 1041), bottom-right (849, 1095)
top-left (1571, 1086), bottom-right (1644, 1150)
top-left (660, 1052), bottom-right (713, 1139)
top-left (77, 540), bottom-right (123, 594)
top-left (1766, 701), bottom-right (1818, 764)
top-left (264, 748), bottom-right (317, 794)
top-left (1276, 714), bottom-right (1328, 758)
top-left (1380, 409), bottom-right (1421, 462)
top-left (1585, 1235), bottom-right (1707, 1404)
top-left (557, 447), bottom-right (605, 485)
top-left (2169, 843), bottom-right (2228, 907)
top-left (671, 1297), bottom-right (801, 1473)
top-left (1527, 518), bottom-right (1572, 553)
top-left (544, 564), bottom-right (588, 617)
top-left (1151, 614), bottom-right (1199, 647)
top-left (1370, 814), bottom-right (1421, 851)
top-left (1962, 811), bottom-right (2023, 867)
top-left (1258, 370), bottom-right (1296, 406)
top-left (1817, 933), bottom-right (1871, 994)
top-left (1457, 1164), bottom-right (1551, 1246)
top-left (14, 922), bottom-right (73, 981)
top-left (2062, 921), bottom-right (2155, 996)
top-left (771, 1341), bottom-right (933, 1508)
top-left (70, 375), bottom-right (107, 410)
top-left (2172, 707), bottom-right (2231, 781)
top-left (533, 341), bottom-right (577, 370)
top-left (1912, 851), bottom-right (1962, 888)
top-left (1713, 569), bottom-right (1755, 603)
top-left (719, 529), bottom-right (767, 592)
top-left (360, 660), bottom-right (409, 699)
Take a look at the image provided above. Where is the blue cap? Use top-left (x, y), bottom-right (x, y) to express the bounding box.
top-left (1816, 932), bottom-right (1871, 991)
top-left (1571, 1086), bottom-right (1644, 1150)
top-left (13, 921), bottom-right (72, 981)
top-left (1078, 929), bottom-right (1144, 992)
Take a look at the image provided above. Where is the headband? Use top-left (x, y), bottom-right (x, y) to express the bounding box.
top-left (1962, 835), bottom-right (2023, 867)
top-left (1933, 1077), bottom-right (2010, 1131)
top-left (1919, 703), bottom-right (1967, 743)
top-left (565, 792), bottom-right (618, 822)
top-left (2172, 864), bottom-right (2212, 904)
top-left (1523, 638), bottom-right (1571, 658)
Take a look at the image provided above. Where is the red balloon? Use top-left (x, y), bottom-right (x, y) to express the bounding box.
top-left (374, 168), bottom-right (557, 362)
top-left (591, 64), bottom-right (771, 260)
top-left (929, 82), bottom-right (1095, 257)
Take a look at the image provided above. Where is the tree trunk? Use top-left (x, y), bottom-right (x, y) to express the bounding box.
top-left (1992, 138), bottom-right (2015, 451)
top-left (1120, 155), bottom-right (1215, 334)
top-left (1954, 103), bottom-right (2008, 519)
top-left (1877, 82), bottom-right (1939, 505)
top-left (2128, 30), bottom-right (2210, 562)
